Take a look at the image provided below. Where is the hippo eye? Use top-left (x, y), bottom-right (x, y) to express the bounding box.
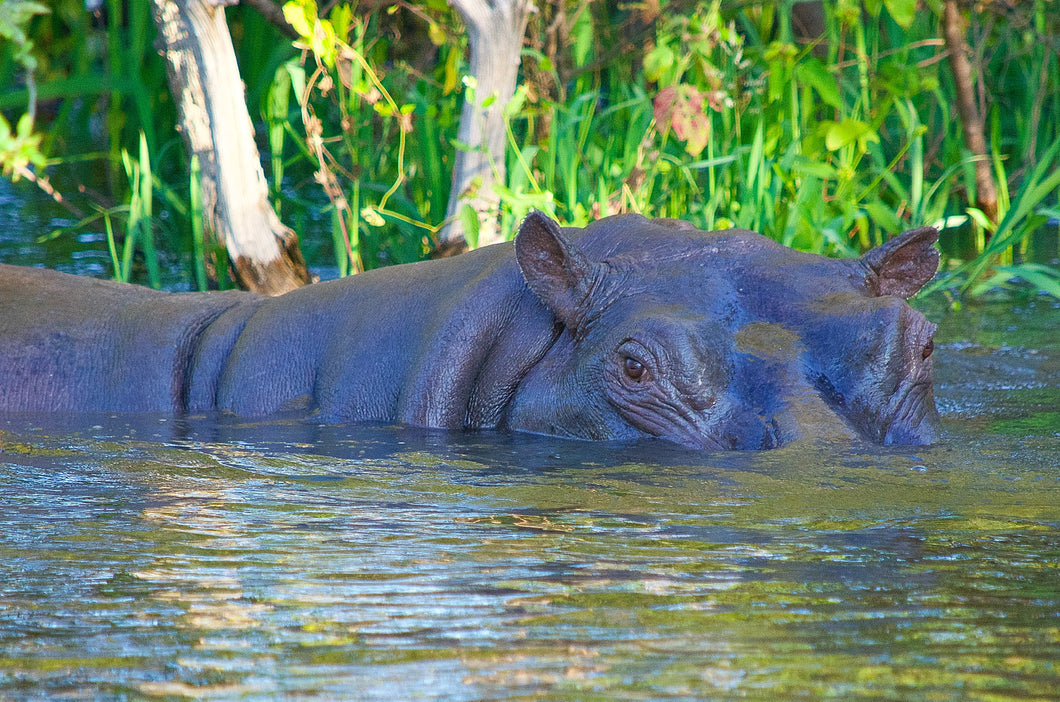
top-left (615, 340), bottom-right (656, 387)
top-left (922, 338), bottom-right (934, 360)
top-left (814, 373), bottom-right (846, 408)
top-left (624, 356), bottom-right (646, 382)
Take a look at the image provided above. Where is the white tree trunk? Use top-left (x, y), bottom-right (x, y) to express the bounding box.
top-left (151, 0), bottom-right (310, 294)
top-left (442, 0), bottom-right (532, 252)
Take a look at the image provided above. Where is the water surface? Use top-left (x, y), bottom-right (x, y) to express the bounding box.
top-left (2, 178), bottom-right (1059, 699)
top-left (1, 299), bottom-right (1058, 700)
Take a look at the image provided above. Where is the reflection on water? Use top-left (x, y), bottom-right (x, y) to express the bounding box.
top-left (1, 299), bottom-right (1058, 701)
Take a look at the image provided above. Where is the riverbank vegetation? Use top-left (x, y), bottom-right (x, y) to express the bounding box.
top-left (1, 0), bottom-right (1057, 298)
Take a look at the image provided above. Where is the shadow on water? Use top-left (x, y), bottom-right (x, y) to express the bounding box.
top-left (1, 299), bottom-right (1058, 700)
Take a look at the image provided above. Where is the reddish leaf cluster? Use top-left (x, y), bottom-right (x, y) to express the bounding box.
top-left (653, 85), bottom-right (714, 157)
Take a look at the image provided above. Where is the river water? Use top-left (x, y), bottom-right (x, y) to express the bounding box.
top-left (1, 179), bottom-right (1059, 699)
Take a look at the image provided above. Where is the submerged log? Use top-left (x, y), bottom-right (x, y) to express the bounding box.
top-left (151, 0), bottom-right (311, 294)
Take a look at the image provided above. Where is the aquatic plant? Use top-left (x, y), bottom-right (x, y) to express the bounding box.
top-left (0, 0), bottom-right (1056, 298)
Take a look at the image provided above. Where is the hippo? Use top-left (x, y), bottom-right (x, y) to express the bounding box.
top-left (0, 212), bottom-right (940, 449)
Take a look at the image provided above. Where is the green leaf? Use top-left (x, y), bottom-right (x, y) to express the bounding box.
top-left (15, 112), bottom-right (33, 138)
top-left (685, 153), bottom-right (740, 170)
top-left (504, 84), bottom-right (530, 120)
top-left (311, 19), bottom-right (338, 67)
top-left (795, 58), bottom-right (841, 109)
top-left (965, 206), bottom-right (996, 233)
top-left (884, 0), bottom-right (917, 29)
top-left (284, 59), bottom-right (306, 103)
top-left (824, 119), bottom-right (879, 152)
top-left (863, 202), bottom-right (902, 233)
top-left (971, 264), bottom-right (1060, 298)
top-left (442, 46), bottom-right (460, 94)
top-left (0, 111), bottom-right (43, 178)
top-left (428, 21), bottom-right (446, 46)
top-left (1012, 264), bottom-right (1060, 299)
top-left (572, 9), bottom-right (593, 67)
top-left (282, 0), bottom-right (316, 39)
top-left (644, 44), bottom-right (675, 83)
top-left (790, 155), bottom-right (839, 180)
top-left (331, 4), bottom-right (353, 41)
top-left (459, 204), bottom-right (480, 249)
top-left (0, 1), bottom-right (50, 44)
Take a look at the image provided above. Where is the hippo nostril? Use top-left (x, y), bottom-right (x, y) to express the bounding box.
top-left (724, 418), bottom-right (784, 450)
top-left (814, 373), bottom-right (846, 408)
top-left (761, 418), bottom-right (783, 450)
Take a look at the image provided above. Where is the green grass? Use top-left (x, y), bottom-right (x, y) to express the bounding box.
top-left (1, 0), bottom-right (1057, 297)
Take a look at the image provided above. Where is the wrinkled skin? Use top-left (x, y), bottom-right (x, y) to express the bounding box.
top-left (0, 212), bottom-right (940, 449)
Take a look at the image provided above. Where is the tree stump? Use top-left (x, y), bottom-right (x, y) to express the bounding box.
top-left (151, 0), bottom-right (311, 294)
top-left (440, 0), bottom-right (532, 253)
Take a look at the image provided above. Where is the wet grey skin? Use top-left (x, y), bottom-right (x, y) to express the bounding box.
top-left (506, 213), bottom-right (939, 449)
top-left (0, 211), bottom-right (940, 449)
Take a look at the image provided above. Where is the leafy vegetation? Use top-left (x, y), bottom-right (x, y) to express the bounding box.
top-left (0, 0), bottom-right (1057, 297)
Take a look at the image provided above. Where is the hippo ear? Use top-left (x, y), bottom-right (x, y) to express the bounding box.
top-left (860, 226), bottom-right (940, 298)
top-left (515, 211), bottom-right (598, 329)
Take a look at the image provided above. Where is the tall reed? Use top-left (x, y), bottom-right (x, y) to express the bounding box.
top-left (3, 0), bottom-right (1057, 296)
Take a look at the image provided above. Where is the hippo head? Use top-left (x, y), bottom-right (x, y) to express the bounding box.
top-left (506, 212), bottom-right (940, 449)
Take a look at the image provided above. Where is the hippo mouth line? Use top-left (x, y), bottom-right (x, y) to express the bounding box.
top-left (882, 379), bottom-right (937, 445)
top-left (614, 397), bottom-right (730, 451)
top-left (615, 395), bottom-right (786, 451)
